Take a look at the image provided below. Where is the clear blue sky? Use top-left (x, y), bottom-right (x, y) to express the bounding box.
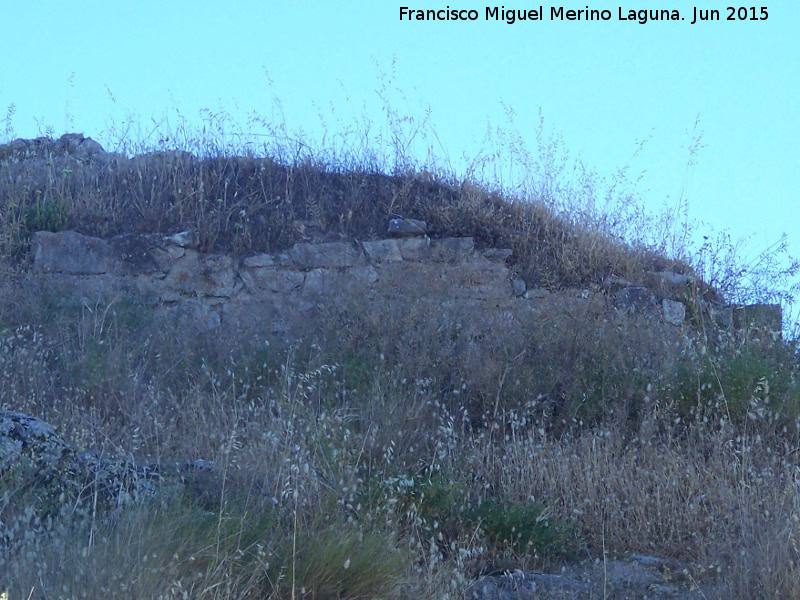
top-left (2, 2), bottom-right (798, 325)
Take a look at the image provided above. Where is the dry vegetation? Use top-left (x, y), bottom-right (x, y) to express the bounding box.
top-left (0, 102), bottom-right (799, 599)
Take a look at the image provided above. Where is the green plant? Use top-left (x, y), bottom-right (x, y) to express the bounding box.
top-left (23, 196), bottom-right (70, 233)
top-left (672, 335), bottom-right (800, 426)
top-left (467, 498), bottom-right (575, 560)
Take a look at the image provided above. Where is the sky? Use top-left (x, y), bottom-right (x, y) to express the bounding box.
top-left (2, 1), bottom-right (798, 327)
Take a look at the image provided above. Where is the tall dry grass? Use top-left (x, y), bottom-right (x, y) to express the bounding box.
top-left (0, 91), bottom-right (799, 598)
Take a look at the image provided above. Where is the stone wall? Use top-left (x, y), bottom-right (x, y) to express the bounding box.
top-left (24, 227), bottom-right (782, 344)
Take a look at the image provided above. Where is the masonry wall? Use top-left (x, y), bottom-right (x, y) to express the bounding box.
top-left (24, 229), bottom-right (781, 349)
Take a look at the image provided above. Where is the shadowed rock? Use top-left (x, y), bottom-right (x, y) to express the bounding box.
top-left (388, 217), bottom-right (428, 236)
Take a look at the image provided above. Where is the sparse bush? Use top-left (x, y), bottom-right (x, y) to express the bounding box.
top-left (671, 327), bottom-right (800, 431)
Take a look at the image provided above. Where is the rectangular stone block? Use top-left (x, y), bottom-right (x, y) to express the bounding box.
top-left (398, 237), bottom-right (431, 260)
top-left (432, 237), bottom-right (474, 261)
top-left (239, 268), bottom-right (304, 294)
top-left (289, 242), bottom-right (365, 269)
top-left (362, 239), bottom-right (402, 262)
top-left (243, 253), bottom-right (275, 268)
top-left (33, 231), bottom-right (115, 275)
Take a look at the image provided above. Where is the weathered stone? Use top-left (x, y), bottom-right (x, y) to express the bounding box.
top-left (711, 306), bottom-right (733, 328)
top-left (25, 228), bottom-right (765, 352)
top-left (243, 253), bottom-right (276, 268)
top-left (289, 241), bottom-right (364, 269)
top-left (603, 274), bottom-right (639, 289)
top-left (442, 262), bottom-right (512, 300)
top-left (431, 237), bottom-right (474, 261)
top-left (239, 268), bottom-right (304, 294)
top-left (163, 251), bottom-right (238, 297)
top-left (148, 245), bottom-right (185, 272)
top-left (662, 299), bottom-right (686, 325)
top-left (388, 217), bottom-right (427, 236)
top-left (163, 299), bottom-right (221, 332)
top-left (0, 410), bottom-right (72, 471)
top-left (3, 133), bottom-right (106, 163)
top-left (615, 286), bottom-right (656, 310)
top-left (362, 239), bottom-right (403, 262)
top-left (303, 266), bottom-right (378, 297)
top-left (398, 237), bottom-right (431, 260)
top-left (1, 410), bottom-right (216, 511)
top-left (106, 233), bottom-right (168, 275)
top-left (482, 248), bottom-right (513, 262)
top-left (31, 273), bottom-right (125, 306)
top-left (525, 287), bottom-right (550, 299)
top-left (34, 231), bottom-right (116, 275)
top-left (164, 230), bottom-right (199, 248)
top-left (53, 133), bottom-right (106, 161)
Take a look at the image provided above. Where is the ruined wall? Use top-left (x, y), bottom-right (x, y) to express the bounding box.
top-left (24, 225), bottom-right (781, 347)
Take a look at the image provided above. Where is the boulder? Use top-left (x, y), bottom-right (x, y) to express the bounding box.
top-left (388, 217), bottom-right (428, 236)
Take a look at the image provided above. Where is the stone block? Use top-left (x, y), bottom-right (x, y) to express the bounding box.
top-left (303, 266), bottom-right (378, 297)
top-left (662, 299), bottom-right (685, 325)
top-left (33, 231), bottom-right (116, 275)
top-left (732, 304), bottom-right (782, 332)
top-left (163, 252), bottom-right (238, 297)
top-left (243, 253), bottom-right (275, 268)
top-left (239, 268), bottom-right (304, 294)
top-left (712, 306), bottom-right (733, 328)
top-left (398, 237), bottom-right (431, 260)
top-left (289, 242), bottom-right (364, 269)
top-left (432, 237), bottom-right (474, 261)
top-left (482, 248), bottom-right (513, 262)
top-left (362, 239), bottom-right (402, 262)
top-left (615, 286), bottom-right (656, 310)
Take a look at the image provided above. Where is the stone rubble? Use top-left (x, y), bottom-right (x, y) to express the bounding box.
top-left (0, 409), bottom-right (218, 511)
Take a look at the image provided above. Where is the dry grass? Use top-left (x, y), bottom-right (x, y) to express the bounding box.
top-left (1, 100), bottom-right (799, 598)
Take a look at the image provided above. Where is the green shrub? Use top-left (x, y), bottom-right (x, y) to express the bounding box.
top-left (23, 196), bottom-right (70, 233)
top-left (672, 336), bottom-right (800, 427)
top-left (467, 498), bottom-right (575, 559)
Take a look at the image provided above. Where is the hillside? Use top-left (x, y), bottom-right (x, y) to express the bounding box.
top-left (0, 133), bottom-right (798, 599)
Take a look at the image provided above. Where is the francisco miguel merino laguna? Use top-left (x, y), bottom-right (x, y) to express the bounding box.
top-left (399, 7), bottom-right (767, 25)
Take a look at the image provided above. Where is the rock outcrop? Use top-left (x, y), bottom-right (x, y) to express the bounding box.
top-left (0, 409), bottom-right (217, 511)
